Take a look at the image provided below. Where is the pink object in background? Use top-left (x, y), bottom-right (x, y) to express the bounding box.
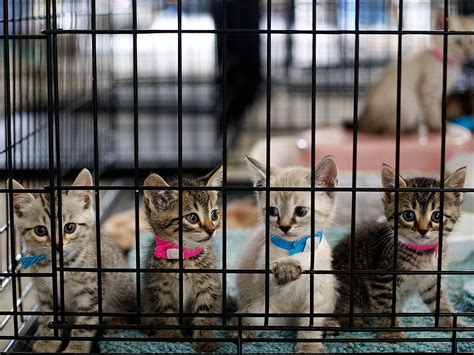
top-left (296, 125), bottom-right (473, 172)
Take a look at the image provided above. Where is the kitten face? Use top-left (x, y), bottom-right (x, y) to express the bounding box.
top-left (12, 169), bottom-right (95, 260)
top-left (435, 14), bottom-right (474, 63)
top-left (246, 156), bottom-right (338, 239)
top-left (144, 166), bottom-right (223, 249)
top-left (381, 164), bottom-right (466, 246)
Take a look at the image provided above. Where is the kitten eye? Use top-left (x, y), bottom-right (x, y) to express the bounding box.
top-left (268, 207), bottom-right (279, 217)
top-left (186, 213), bottom-right (199, 224)
top-left (34, 226), bottom-right (48, 237)
top-left (402, 210), bottom-right (416, 222)
top-left (294, 206), bottom-right (308, 217)
top-left (64, 223), bottom-right (77, 234)
top-left (211, 209), bottom-right (219, 221)
top-left (431, 211), bottom-right (441, 223)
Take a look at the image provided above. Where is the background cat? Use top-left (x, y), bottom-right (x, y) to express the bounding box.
top-left (356, 13), bottom-right (473, 133)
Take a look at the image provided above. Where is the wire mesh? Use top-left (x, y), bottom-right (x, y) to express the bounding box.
top-left (0, 0), bottom-right (473, 354)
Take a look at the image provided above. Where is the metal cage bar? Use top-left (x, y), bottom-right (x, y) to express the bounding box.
top-left (0, 1), bottom-right (473, 354)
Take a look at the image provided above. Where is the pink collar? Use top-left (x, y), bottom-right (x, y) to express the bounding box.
top-left (431, 48), bottom-right (458, 66)
top-left (402, 241), bottom-right (439, 254)
top-left (153, 235), bottom-right (204, 260)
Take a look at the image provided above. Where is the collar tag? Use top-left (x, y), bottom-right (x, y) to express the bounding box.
top-left (166, 248), bottom-right (180, 260)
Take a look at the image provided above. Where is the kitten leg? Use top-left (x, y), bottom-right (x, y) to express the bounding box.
top-left (371, 297), bottom-right (404, 340)
top-left (419, 77), bottom-right (442, 131)
top-left (295, 316), bottom-right (327, 353)
top-left (143, 306), bottom-right (183, 339)
top-left (271, 257), bottom-right (302, 285)
top-left (142, 280), bottom-right (183, 339)
top-left (63, 289), bottom-right (98, 353)
top-left (32, 291), bottom-right (62, 353)
top-left (191, 278), bottom-right (221, 353)
top-left (369, 281), bottom-right (405, 340)
top-left (420, 282), bottom-right (460, 328)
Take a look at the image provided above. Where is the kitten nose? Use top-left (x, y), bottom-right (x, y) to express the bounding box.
top-left (279, 225), bottom-right (291, 234)
top-left (206, 228), bottom-right (216, 236)
top-left (418, 229), bottom-right (429, 236)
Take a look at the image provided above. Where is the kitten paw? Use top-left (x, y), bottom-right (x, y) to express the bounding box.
top-left (377, 331), bottom-right (405, 340)
top-left (323, 318), bottom-right (341, 336)
top-left (157, 329), bottom-right (184, 339)
top-left (192, 341), bottom-right (221, 352)
top-left (32, 339), bottom-right (62, 353)
top-left (294, 343), bottom-right (327, 353)
top-left (438, 316), bottom-right (466, 328)
top-left (272, 259), bottom-right (302, 285)
top-left (63, 340), bottom-right (92, 353)
top-left (193, 330), bottom-right (221, 352)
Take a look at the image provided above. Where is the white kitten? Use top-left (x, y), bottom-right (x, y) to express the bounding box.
top-left (236, 156), bottom-right (339, 354)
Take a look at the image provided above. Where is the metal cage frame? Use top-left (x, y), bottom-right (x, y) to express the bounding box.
top-left (1, 0), bottom-right (474, 353)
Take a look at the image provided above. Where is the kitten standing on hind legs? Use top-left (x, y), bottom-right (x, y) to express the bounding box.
top-left (332, 164), bottom-right (466, 339)
top-left (141, 166), bottom-right (223, 353)
top-left (236, 156), bottom-right (339, 353)
top-left (11, 169), bottom-right (136, 353)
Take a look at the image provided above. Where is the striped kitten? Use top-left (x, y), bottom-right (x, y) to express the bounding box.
top-left (12, 169), bottom-right (136, 353)
top-left (142, 166), bottom-right (223, 353)
top-left (236, 156), bottom-right (339, 354)
top-left (332, 164), bottom-right (466, 339)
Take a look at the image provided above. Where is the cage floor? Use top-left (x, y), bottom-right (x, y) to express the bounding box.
top-left (98, 229), bottom-right (474, 354)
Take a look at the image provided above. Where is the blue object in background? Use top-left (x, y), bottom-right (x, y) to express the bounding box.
top-left (337, 0), bottom-right (388, 29)
top-left (452, 116), bottom-right (474, 132)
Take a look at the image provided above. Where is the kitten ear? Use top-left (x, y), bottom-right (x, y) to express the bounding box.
top-left (246, 155), bottom-right (268, 187)
top-left (144, 173), bottom-right (169, 188)
top-left (314, 156), bottom-right (338, 188)
top-left (381, 164), bottom-right (407, 201)
top-left (143, 173), bottom-right (171, 213)
top-left (8, 179), bottom-right (34, 217)
top-left (70, 169), bottom-right (93, 209)
top-left (444, 166), bottom-right (466, 202)
top-left (201, 165), bottom-right (223, 187)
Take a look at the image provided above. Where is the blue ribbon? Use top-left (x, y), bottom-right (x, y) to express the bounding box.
top-left (271, 231), bottom-right (323, 256)
top-left (19, 254), bottom-right (47, 269)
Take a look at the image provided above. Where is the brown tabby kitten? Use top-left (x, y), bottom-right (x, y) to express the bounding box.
top-left (12, 169), bottom-right (136, 353)
top-left (142, 166), bottom-right (223, 352)
top-left (332, 164), bottom-right (466, 339)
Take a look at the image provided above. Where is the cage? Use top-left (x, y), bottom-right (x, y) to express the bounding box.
top-left (0, 0), bottom-right (473, 353)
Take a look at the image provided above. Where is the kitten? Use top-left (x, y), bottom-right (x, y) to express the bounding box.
top-left (236, 156), bottom-right (339, 354)
top-left (142, 166), bottom-right (223, 353)
top-left (12, 169), bottom-right (136, 353)
top-left (357, 14), bottom-right (474, 133)
top-left (332, 164), bottom-right (466, 339)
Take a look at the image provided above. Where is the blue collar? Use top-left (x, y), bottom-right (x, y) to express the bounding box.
top-left (271, 231), bottom-right (323, 256)
top-left (19, 254), bottom-right (48, 269)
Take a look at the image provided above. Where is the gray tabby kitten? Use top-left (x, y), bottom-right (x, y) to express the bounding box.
top-left (12, 169), bottom-right (136, 353)
top-left (142, 166), bottom-right (223, 353)
top-left (237, 156), bottom-right (339, 354)
top-left (332, 164), bottom-right (466, 339)
top-left (358, 14), bottom-right (474, 133)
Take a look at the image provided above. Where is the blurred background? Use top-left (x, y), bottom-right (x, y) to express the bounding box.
top-left (0, 0), bottom-right (473, 350)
